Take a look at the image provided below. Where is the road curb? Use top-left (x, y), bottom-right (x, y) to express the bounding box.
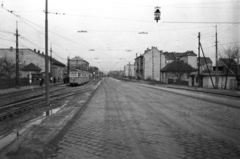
top-left (167, 86), bottom-right (240, 98)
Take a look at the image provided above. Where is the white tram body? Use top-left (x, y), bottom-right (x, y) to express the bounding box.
top-left (69, 69), bottom-right (90, 86)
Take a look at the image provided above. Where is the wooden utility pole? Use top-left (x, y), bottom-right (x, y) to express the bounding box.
top-left (45, 0), bottom-right (49, 105)
top-left (160, 50), bottom-right (162, 82)
top-left (50, 44), bottom-right (52, 77)
top-left (215, 26), bottom-right (219, 89)
top-left (128, 62), bottom-right (130, 77)
top-left (152, 49), bottom-right (154, 80)
top-left (198, 32), bottom-right (201, 87)
top-left (16, 21), bottom-right (19, 87)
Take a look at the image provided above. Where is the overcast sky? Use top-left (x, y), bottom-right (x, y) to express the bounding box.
top-left (0, 0), bottom-right (239, 73)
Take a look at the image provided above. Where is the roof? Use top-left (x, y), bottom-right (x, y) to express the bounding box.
top-left (163, 52), bottom-right (176, 61)
top-left (0, 48), bottom-right (66, 67)
top-left (134, 55), bottom-right (143, 60)
top-left (199, 57), bottom-right (212, 66)
top-left (161, 60), bottom-right (197, 72)
top-left (21, 63), bottom-right (41, 71)
top-left (52, 58), bottom-right (66, 67)
top-left (163, 51), bottom-right (197, 61)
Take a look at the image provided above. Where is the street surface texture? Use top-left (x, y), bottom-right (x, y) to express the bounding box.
top-left (50, 77), bottom-right (240, 159)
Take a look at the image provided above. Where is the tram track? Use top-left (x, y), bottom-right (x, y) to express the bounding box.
top-left (0, 86), bottom-right (93, 122)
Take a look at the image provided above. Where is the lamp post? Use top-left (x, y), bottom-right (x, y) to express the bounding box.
top-left (154, 7), bottom-right (162, 82)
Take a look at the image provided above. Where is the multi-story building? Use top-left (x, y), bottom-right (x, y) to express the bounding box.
top-left (134, 54), bottom-right (144, 79)
top-left (69, 56), bottom-right (89, 71)
top-left (142, 47), bottom-right (165, 81)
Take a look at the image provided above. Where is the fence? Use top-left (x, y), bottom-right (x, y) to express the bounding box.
top-left (168, 78), bottom-right (189, 86)
top-left (0, 78), bottom-right (38, 89)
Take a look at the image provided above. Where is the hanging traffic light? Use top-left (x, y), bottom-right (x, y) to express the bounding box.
top-left (154, 6), bottom-right (161, 23)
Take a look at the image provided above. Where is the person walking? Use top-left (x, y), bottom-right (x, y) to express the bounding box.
top-left (53, 76), bottom-right (56, 84)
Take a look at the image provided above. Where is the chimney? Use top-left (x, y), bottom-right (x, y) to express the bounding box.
top-left (42, 52), bottom-right (44, 55)
top-left (10, 47), bottom-right (13, 50)
top-left (38, 50), bottom-right (40, 54)
top-left (34, 49), bottom-right (36, 52)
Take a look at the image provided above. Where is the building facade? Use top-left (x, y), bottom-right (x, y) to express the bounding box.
top-left (124, 64), bottom-right (135, 77)
top-left (134, 54), bottom-right (144, 79)
top-left (0, 47), bottom-right (66, 81)
top-left (142, 47), bottom-right (165, 81)
top-left (69, 56), bottom-right (89, 71)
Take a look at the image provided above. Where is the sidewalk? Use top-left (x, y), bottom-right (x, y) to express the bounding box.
top-left (119, 77), bottom-right (240, 98)
top-left (0, 82), bottom-right (64, 96)
top-left (164, 84), bottom-right (240, 98)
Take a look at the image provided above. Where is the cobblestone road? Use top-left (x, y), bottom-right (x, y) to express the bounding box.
top-left (50, 78), bottom-right (240, 159)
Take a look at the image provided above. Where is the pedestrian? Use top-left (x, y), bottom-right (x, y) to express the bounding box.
top-left (50, 76), bottom-right (53, 83)
top-left (40, 77), bottom-right (43, 86)
top-left (53, 76), bottom-right (56, 84)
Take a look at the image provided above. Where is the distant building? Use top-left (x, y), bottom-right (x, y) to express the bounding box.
top-left (134, 54), bottom-right (144, 79)
top-left (124, 64), bottom-right (135, 77)
top-left (163, 51), bottom-right (197, 68)
top-left (69, 56), bottom-right (89, 71)
top-left (142, 47), bottom-right (165, 81)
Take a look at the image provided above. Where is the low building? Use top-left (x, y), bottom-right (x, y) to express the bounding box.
top-left (163, 51), bottom-right (197, 69)
top-left (189, 58), bottom-right (239, 89)
top-left (188, 57), bottom-right (213, 87)
top-left (51, 58), bottom-right (66, 81)
top-left (161, 60), bottom-right (197, 84)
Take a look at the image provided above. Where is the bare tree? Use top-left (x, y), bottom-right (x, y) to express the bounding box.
top-left (219, 45), bottom-right (239, 89)
top-left (0, 55), bottom-right (16, 79)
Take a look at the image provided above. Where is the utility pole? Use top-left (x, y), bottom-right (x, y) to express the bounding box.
top-left (16, 21), bottom-right (20, 87)
top-left (50, 44), bottom-right (52, 77)
top-left (139, 55), bottom-right (140, 79)
top-left (67, 56), bottom-right (70, 78)
top-left (160, 50), bottom-right (162, 82)
top-left (128, 62), bottom-right (130, 77)
top-left (152, 49), bottom-right (154, 80)
top-left (215, 25), bottom-right (219, 89)
top-left (45, 0), bottom-right (49, 105)
top-left (198, 32), bottom-right (201, 87)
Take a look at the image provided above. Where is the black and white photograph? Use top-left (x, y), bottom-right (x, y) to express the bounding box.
top-left (0, 0), bottom-right (239, 158)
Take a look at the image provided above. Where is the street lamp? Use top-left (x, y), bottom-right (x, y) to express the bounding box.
top-left (154, 6), bottom-right (161, 23)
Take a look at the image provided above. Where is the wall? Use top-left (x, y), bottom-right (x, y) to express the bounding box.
top-left (187, 56), bottom-right (197, 68)
top-left (203, 76), bottom-right (236, 89)
top-left (143, 47), bottom-right (165, 81)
